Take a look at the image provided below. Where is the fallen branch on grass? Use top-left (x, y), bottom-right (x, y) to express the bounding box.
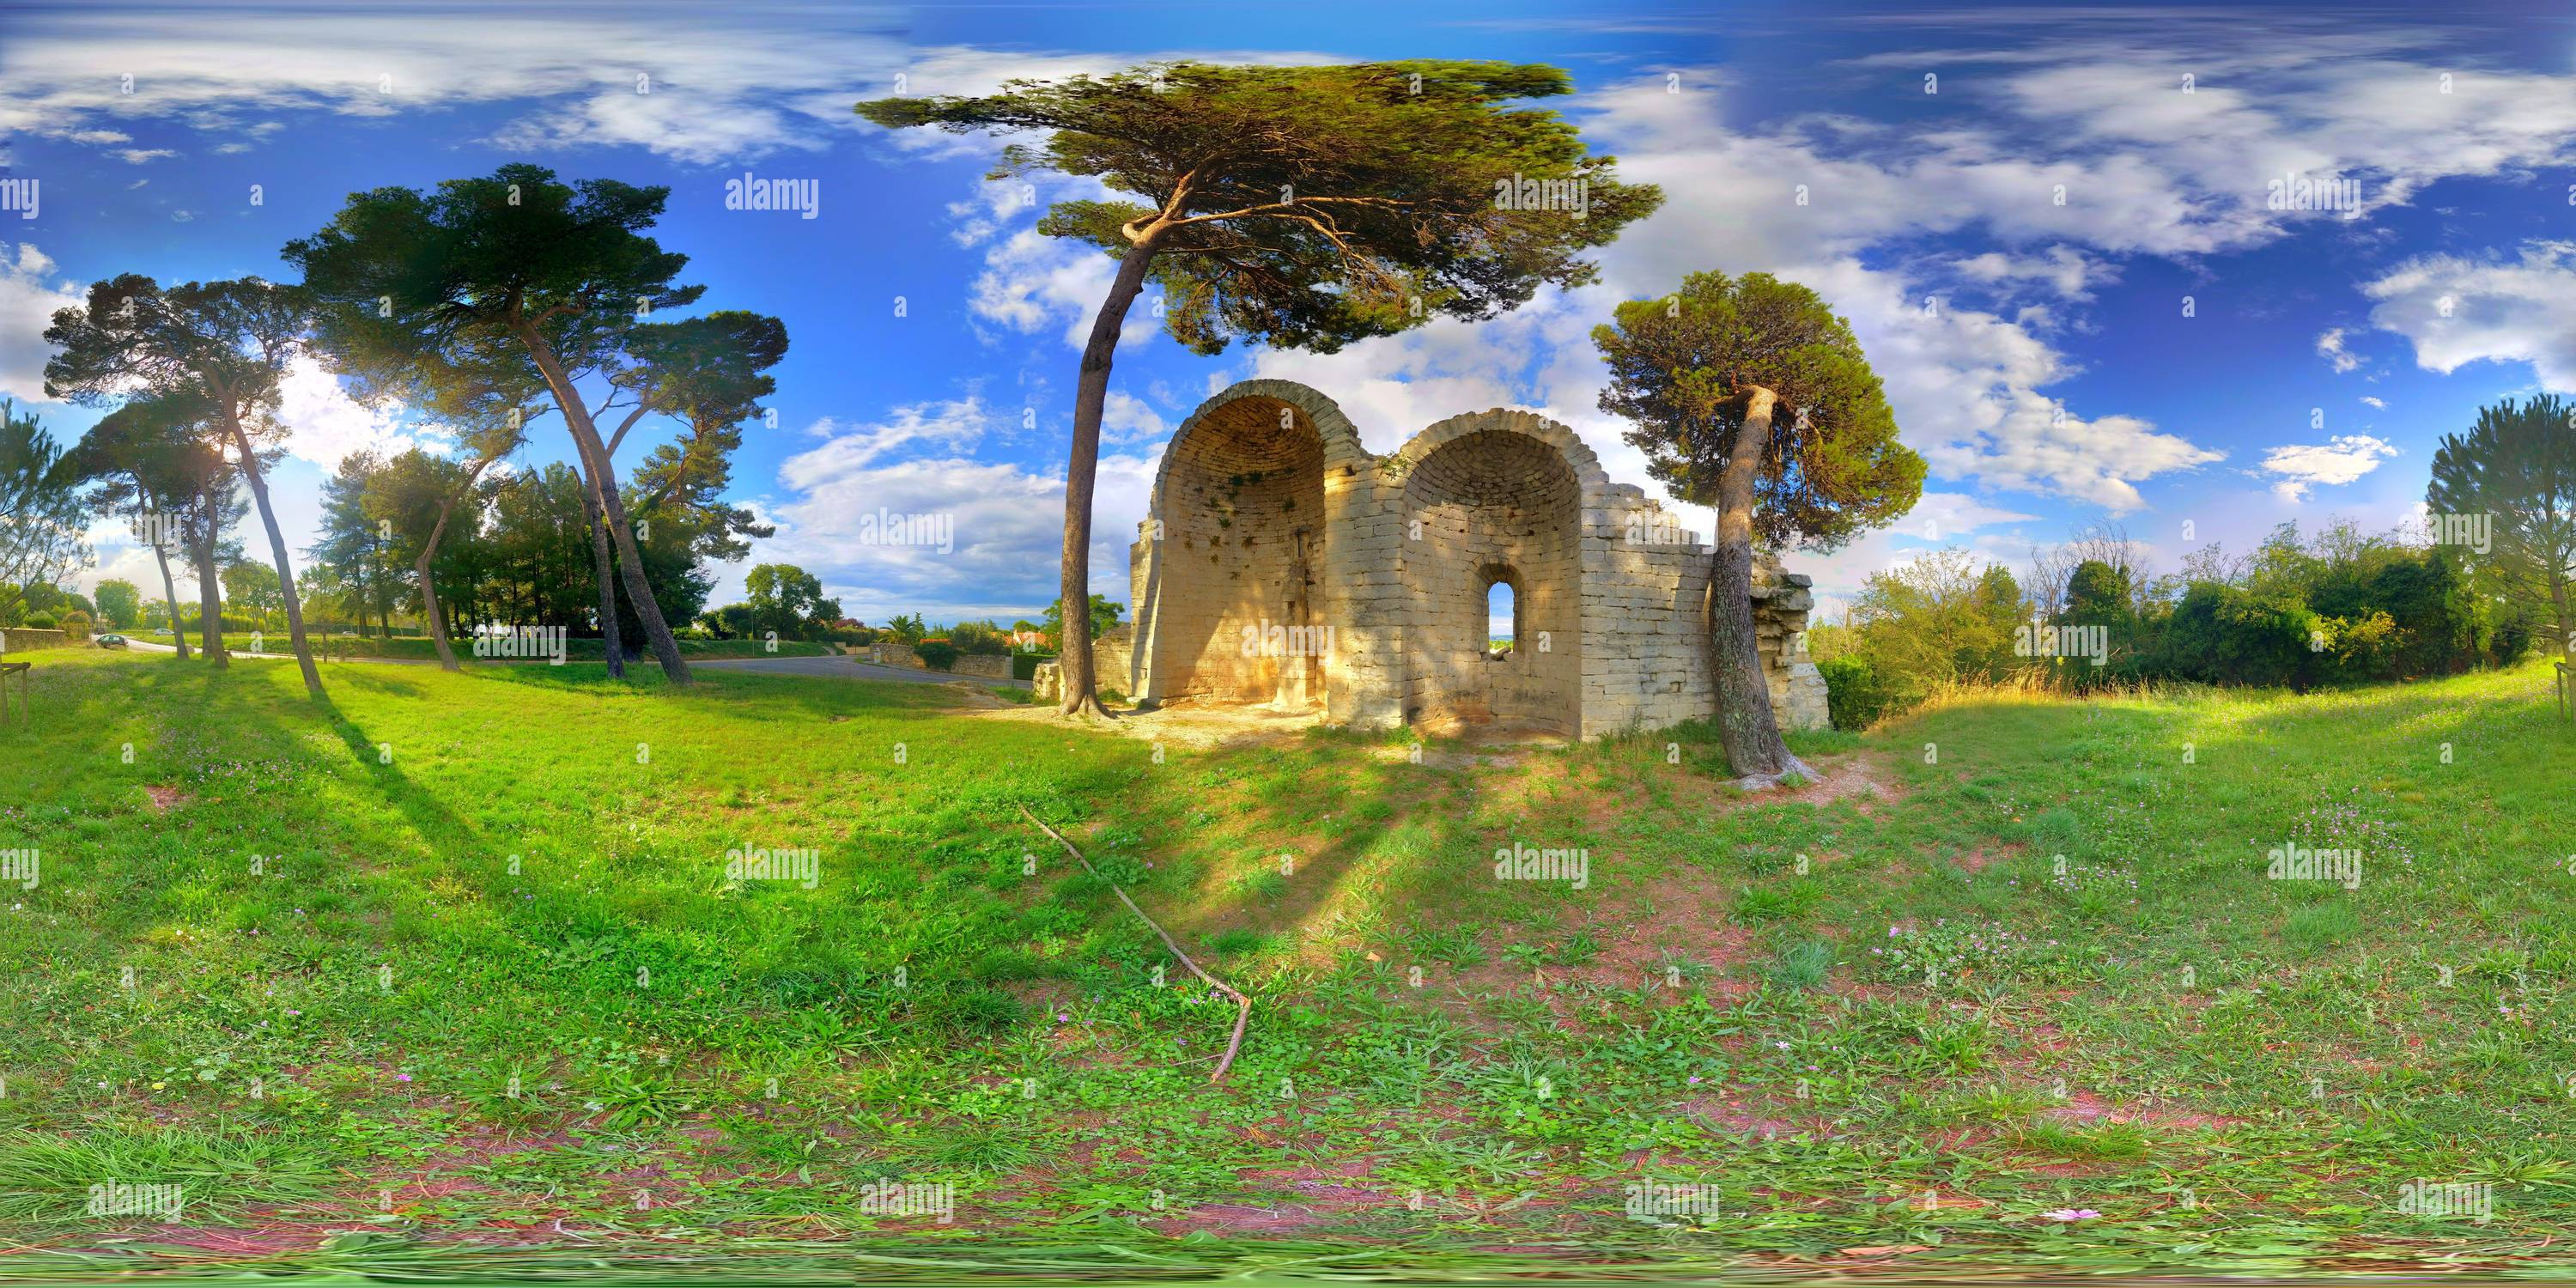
top-left (1018, 803), bottom-right (1250, 1084)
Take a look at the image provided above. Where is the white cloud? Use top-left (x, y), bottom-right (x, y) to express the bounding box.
top-left (2, 9), bottom-right (1331, 170)
top-left (947, 177), bottom-right (1039, 248)
top-left (269, 355), bottom-right (447, 470)
top-left (2256, 434), bottom-right (2398, 501)
top-left (1570, 76), bottom-right (2223, 513)
top-left (0, 242), bottom-right (81, 404)
top-left (765, 436), bottom-right (1159, 623)
top-left (1952, 246), bottom-right (2099, 301)
top-left (2360, 395), bottom-right (2386, 409)
top-left (1102, 390), bottom-right (1166, 446)
top-left (2316, 327), bottom-right (2360, 373)
top-left (965, 228), bottom-right (1122, 352)
top-left (777, 398), bottom-right (994, 485)
top-left (2361, 240), bottom-right (2576, 392)
top-left (0, 7), bottom-right (914, 165)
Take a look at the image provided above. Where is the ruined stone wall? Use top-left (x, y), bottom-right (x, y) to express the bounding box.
top-left (1581, 488), bottom-right (1716, 736)
top-left (1395, 423), bottom-right (1584, 736)
top-left (1129, 380), bottom-right (1831, 740)
top-left (1145, 396), bottom-right (1327, 704)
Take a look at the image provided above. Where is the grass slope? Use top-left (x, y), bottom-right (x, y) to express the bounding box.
top-left (1, 650), bottom-right (2572, 1273)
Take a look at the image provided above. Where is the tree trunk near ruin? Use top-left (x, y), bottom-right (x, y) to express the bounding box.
top-left (1056, 237), bottom-right (1161, 719)
top-left (1706, 386), bottom-right (1811, 787)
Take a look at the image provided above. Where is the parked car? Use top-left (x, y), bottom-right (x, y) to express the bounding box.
top-left (94, 634), bottom-right (127, 649)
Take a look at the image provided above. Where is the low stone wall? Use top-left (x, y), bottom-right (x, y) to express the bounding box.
top-left (951, 653), bottom-right (1011, 678)
top-left (865, 641), bottom-right (1014, 678)
top-left (0, 628), bottom-right (71, 653)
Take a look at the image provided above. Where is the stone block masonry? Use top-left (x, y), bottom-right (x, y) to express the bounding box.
top-left (1122, 380), bottom-right (1831, 741)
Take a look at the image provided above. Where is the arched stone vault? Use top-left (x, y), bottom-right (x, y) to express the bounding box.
top-left (1122, 380), bottom-right (1830, 740)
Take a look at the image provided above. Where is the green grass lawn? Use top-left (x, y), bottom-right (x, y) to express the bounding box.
top-left (1, 648), bottom-right (2572, 1275)
top-left (127, 631), bottom-right (834, 662)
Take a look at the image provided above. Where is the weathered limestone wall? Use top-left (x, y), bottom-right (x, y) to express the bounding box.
top-left (1753, 556), bottom-right (1832, 732)
top-left (1146, 396), bottom-right (1327, 704)
top-left (1394, 420), bottom-right (1586, 736)
top-left (1128, 380), bottom-right (1831, 740)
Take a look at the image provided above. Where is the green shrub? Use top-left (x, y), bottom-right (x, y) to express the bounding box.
top-left (21, 612), bottom-right (57, 630)
top-left (914, 640), bottom-right (961, 671)
top-left (1011, 652), bottom-right (1056, 681)
top-left (1817, 654), bottom-right (1899, 730)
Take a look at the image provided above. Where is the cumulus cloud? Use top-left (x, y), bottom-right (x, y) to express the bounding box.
top-left (2360, 240), bottom-right (2576, 392)
top-left (0, 242), bottom-right (81, 403)
top-left (2, 8), bottom-right (1332, 171)
top-left (766, 428), bottom-right (1159, 623)
top-left (1102, 390), bottom-right (1167, 446)
top-left (270, 355), bottom-right (449, 470)
top-left (2256, 434), bottom-right (2398, 501)
top-left (1420, 72), bottom-right (2227, 513)
top-left (0, 6), bottom-right (913, 165)
top-left (965, 228), bottom-right (1122, 352)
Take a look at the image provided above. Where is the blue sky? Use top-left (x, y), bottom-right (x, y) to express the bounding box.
top-left (5, 0), bottom-right (2576, 626)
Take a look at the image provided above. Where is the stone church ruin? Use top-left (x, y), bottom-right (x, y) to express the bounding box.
top-left (1066, 379), bottom-right (1828, 741)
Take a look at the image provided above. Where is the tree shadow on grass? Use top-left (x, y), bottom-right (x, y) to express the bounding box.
top-left (307, 692), bottom-right (493, 864)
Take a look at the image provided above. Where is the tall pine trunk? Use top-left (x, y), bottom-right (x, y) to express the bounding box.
top-left (513, 323), bottom-right (686, 684)
top-left (221, 410), bottom-right (324, 698)
top-left (149, 532), bottom-right (189, 660)
top-left (191, 533), bottom-right (226, 667)
top-left (1055, 240), bottom-right (1160, 718)
top-left (578, 458), bottom-right (625, 678)
top-left (1705, 387), bottom-right (1807, 786)
top-left (418, 530), bottom-right (459, 671)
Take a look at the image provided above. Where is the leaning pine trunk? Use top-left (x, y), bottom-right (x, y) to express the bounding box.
top-left (221, 410), bottom-right (325, 698)
top-left (578, 457), bottom-right (625, 679)
top-left (417, 457), bottom-right (497, 672)
top-left (149, 533), bottom-right (189, 660)
top-left (512, 322), bottom-right (688, 684)
top-left (1055, 239), bottom-right (1161, 718)
top-left (1705, 386), bottom-right (1807, 785)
